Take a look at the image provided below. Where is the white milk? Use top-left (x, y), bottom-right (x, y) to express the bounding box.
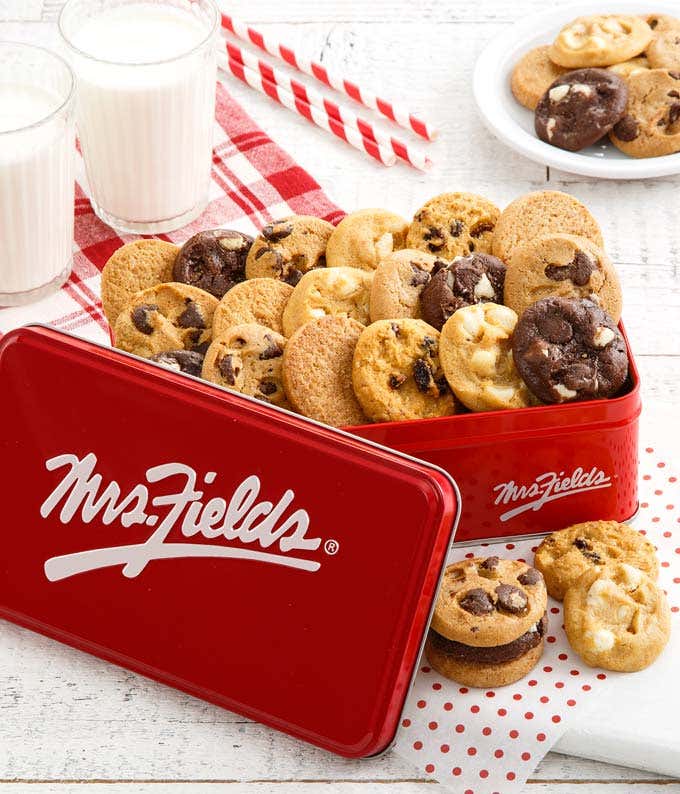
top-left (66, 2), bottom-right (217, 232)
top-left (0, 82), bottom-right (74, 300)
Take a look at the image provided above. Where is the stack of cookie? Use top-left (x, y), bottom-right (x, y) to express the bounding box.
top-left (511, 13), bottom-right (680, 157)
top-left (102, 189), bottom-right (629, 427)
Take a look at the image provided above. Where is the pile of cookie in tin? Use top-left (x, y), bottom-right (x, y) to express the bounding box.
top-left (103, 189), bottom-right (630, 428)
top-left (427, 519), bottom-right (671, 687)
top-left (511, 12), bottom-right (680, 156)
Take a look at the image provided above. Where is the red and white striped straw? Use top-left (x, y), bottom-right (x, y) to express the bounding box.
top-left (220, 12), bottom-right (438, 142)
top-left (223, 39), bottom-right (432, 172)
top-left (219, 55), bottom-right (398, 167)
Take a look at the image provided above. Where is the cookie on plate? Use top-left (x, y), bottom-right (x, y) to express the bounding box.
top-left (511, 45), bottom-right (569, 110)
top-left (113, 282), bottom-right (217, 359)
top-left (549, 15), bottom-right (653, 68)
top-left (419, 253), bottom-right (506, 331)
top-left (535, 68), bottom-right (628, 151)
top-left (149, 349), bottom-right (205, 377)
top-left (504, 233), bottom-right (622, 322)
top-left (406, 192), bottom-right (500, 260)
top-left (202, 323), bottom-right (289, 408)
top-left (426, 557), bottom-right (548, 687)
top-left (610, 69), bottom-right (680, 158)
top-left (369, 249), bottom-right (438, 322)
top-left (492, 190), bottom-right (604, 263)
top-left (564, 562), bottom-right (670, 672)
top-left (101, 239), bottom-right (179, 327)
top-left (212, 278), bottom-right (293, 338)
top-left (608, 55), bottom-right (650, 79)
top-left (352, 318), bottom-right (455, 422)
top-left (439, 303), bottom-right (534, 412)
top-left (282, 266), bottom-right (372, 337)
top-left (512, 297), bottom-right (628, 404)
top-left (647, 26), bottom-right (680, 70)
top-left (283, 315), bottom-right (367, 427)
top-left (325, 209), bottom-right (408, 271)
top-left (245, 216), bottom-right (334, 285)
top-left (534, 520), bottom-right (659, 601)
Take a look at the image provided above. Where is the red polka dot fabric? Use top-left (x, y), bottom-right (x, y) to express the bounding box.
top-left (393, 445), bottom-right (679, 793)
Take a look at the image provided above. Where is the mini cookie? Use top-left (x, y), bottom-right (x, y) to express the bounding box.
top-left (212, 278), bottom-right (293, 338)
top-left (608, 55), bottom-right (650, 79)
top-left (535, 68), bottom-right (628, 151)
top-left (352, 319), bottom-right (455, 423)
top-left (201, 323), bottom-right (288, 409)
top-left (564, 563), bottom-right (670, 672)
top-left (504, 233), bottom-right (622, 322)
top-left (173, 229), bottom-right (253, 299)
top-left (101, 239), bottom-right (179, 327)
top-left (283, 316), bottom-right (367, 427)
top-left (430, 557), bottom-right (547, 647)
top-left (282, 266), bottom-right (373, 337)
top-left (549, 15), bottom-right (653, 68)
top-left (492, 191), bottom-right (604, 263)
top-left (610, 69), bottom-right (680, 157)
top-left (406, 193), bottom-right (500, 259)
top-left (534, 520), bottom-right (659, 601)
top-left (369, 249), bottom-right (438, 322)
top-left (325, 209), bottom-right (408, 271)
top-left (511, 45), bottom-right (569, 110)
top-left (439, 303), bottom-right (534, 412)
top-left (149, 350), bottom-right (205, 377)
top-left (113, 283), bottom-right (218, 359)
top-left (419, 253), bottom-right (506, 331)
top-left (647, 27), bottom-right (680, 69)
top-left (245, 216), bottom-right (334, 285)
top-left (512, 297), bottom-right (628, 404)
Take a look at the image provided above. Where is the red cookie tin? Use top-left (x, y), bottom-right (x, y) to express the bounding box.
top-left (0, 325), bottom-right (460, 759)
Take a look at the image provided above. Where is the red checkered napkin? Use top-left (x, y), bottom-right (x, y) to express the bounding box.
top-left (0, 81), bottom-right (343, 340)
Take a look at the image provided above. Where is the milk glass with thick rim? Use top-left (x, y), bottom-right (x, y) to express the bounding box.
top-left (59, 0), bottom-right (219, 235)
top-left (0, 43), bottom-right (75, 306)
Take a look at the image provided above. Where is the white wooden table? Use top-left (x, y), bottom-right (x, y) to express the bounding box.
top-left (1, 1), bottom-right (679, 792)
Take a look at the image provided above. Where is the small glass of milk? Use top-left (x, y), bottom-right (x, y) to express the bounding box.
top-left (59, 0), bottom-right (219, 234)
top-left (0, 43), bottom-right (75, 306)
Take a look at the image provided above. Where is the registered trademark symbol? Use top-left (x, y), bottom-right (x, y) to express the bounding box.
top-left (324, 539), bottom-right (339, 555)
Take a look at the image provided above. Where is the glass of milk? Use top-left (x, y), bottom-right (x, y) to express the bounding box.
top-left (59, 0), bottom-right (219, 234)
top-left (0, 43), bottom-right (75, 306)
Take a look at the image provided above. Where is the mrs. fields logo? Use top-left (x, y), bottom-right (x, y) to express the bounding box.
top-left (493, 466), bottom-right (612, 522)
top-left (40, 453), bottom-right (337, 582)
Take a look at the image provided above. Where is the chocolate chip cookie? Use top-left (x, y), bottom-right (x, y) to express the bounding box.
top-left (173, 229), bottom-right (253, 298)
top-left (549, 15), bottom-right (653, 68)
top-left (419, 253), bottom-right (506, 331)
top-left (201, 323), bottom-right (289, 409)
top-left (439, 303), bottom-right (534, 412)
top-left (406, 193), bottom-right (500, 259)
top-left (325, 208), bottom-right (409, 271)
top-left (647, 26), bottom-right (680, 70)
top-left (504, 233), bottom-right (622, 322)
top-left (212, 278), bottom-right (293, 338)
top-left (426, 557), bottom-right (547, 687)
top-left (282, 266), bottom-right (373, 337)
top-left (512, 297), bottom-right (628, 404)
top-left (564, 562), bottom-right (670, 672)
top-left (351, 319), bottom-right (455, 422)
top-left (245, 216), bottom-right (334, 285)
top-left (369, 249), bottom-right (438, 323)
top-left (149, 350), bottom-right (205, 377)
top-left (535, 68), bottom-right (628, 151)
top-left (610, 69), bottom-right (680, 157)
top-left (283, 315), bottom-right (367, 427)
top-left (534, 520), bottom-right (659, 601)
top-left (113, 282), bottom-right (218, 359)
top-left (511, 45), bottom-right (569, 110)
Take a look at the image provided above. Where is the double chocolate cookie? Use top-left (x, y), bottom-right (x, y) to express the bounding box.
top-left (512, 297), bottom-right (628, 404)
top-left (174, 229), bottom-right (253, 299)
top-left (426, 557), bottom-right (547, 687)
top-left (535, 68), bottom-right (628, 151)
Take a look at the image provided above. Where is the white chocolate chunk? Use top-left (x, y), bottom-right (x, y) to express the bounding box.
top-left (219, 236), bottom-right (246, 251)
top-left (461, 308), bottom-right (483, 338)
top-left (549, 84), bottom-right (571, 103)
top-left (546, 118), bottom-right (557, 140)
top-left (375, 232), bottom-right (394, 261)
top-left (486, 384), bottom-right (517, 402)
top-left (571, 83), bottom-right (593, 97)
top-left (593, 326), bottom-right (616, 348)
top-left (473, 272), bottom-right (496, 300)
top-left (471, 348), bottom-right (497, 376)
top-left (586, 628), bottom-right (616, 652)
top-left (308, 307), bottom-right (327, 319)
top-left (554, 383), bottom-right (577, 400)
top-left (620, 563), bottom-right (643, 590)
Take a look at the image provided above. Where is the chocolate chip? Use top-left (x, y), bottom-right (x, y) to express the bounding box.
top-left (131, 304), bottom-right (158, 335)
top-left (518, 567), bottom-right (542, 586)
top-left (262, 222), bottom-right (293, 242)
top-left (413, 358), bottom-right (434, 393)
top-left (258, 380), bottom-right (277, 395)
top-left (389, 373), bottom-right (407, 389)
top-left (435, 375), bottom-right (449, 397)
top-left (545, 250), bottom-right (594, 287)
top-left (668, 102), bottom-right (680, 126)
top-left (613, 114), bottom-right (640, 142)
top-left (459, 588), bottom-right (494, 615)
top-left (283, 267), bottom-right (303, 286)
top-left (423, 226), bottom-right (445, 252)
top-left (573, 537), bottom-right (590, 550)
top-left (391, 322), bottom-right (401, 337)
top-left (218, 354), bottom-right (238, 385)
top-left (150, 350), bottom-right (204, 377)
top-left (670, 72), bottom-right (680, 80)
top-left (495, 584), bottom-right (528, 614)
top-left (470, 220), bottom-right (494, 238)
top-left (254, 246), bottom-right (271, 260)
top-left (669, 90), bottom-right (680, 99)
top-left (479, 556), bottom-right (499, 573)
top-left (259, 336), bottom-right (284, 360)
top-left (450, 220), bottom-right (464, 237)
top-left (192, 339), bottom-right (211, 356)
top-left (649, 17), bottom-right (659, 28)
top-left (410, 263), bottom-right (431, 287)
top-left (422, 335), bottom-right (437, 353)
top-left (177, 299), bottom-right (205, 329)
top-left (574, 537), bottom-right (603, 564)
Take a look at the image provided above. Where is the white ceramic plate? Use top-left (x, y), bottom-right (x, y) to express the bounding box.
top-left (473, 0), bottom-right (680, 179)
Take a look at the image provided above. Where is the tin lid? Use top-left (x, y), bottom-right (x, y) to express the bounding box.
top-left (0, 326), bottom-right (459, 758)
